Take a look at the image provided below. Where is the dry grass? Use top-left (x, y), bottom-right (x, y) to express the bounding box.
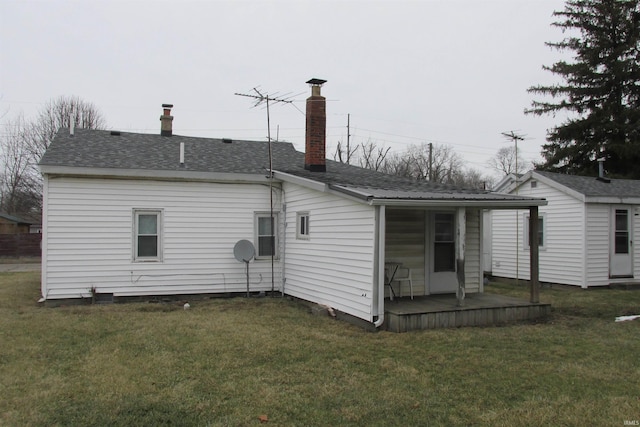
top-left (1, 272), bottom-right (639, 426)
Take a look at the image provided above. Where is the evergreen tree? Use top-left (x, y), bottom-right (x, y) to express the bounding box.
top-left (526, 0), bottom-right (640, 178)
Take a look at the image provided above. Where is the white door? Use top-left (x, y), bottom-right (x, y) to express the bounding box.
top-left (610, 207), bottom-right (633, 278)
top-left (428, 212), bottom-right (458, 293)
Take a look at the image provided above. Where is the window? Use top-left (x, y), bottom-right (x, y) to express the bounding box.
top-left (134, 209), bottom-right (162, 261)
top-left (255, 212), bottom-right (279, 258)
top-left (434, 213), bottom-right (455, 272)
top-left (524, 214), bottom-right (545, 250)
top-left (615, 209), bottom-right (629, 254)
top-left (297, 212), bottom-right (310, 240)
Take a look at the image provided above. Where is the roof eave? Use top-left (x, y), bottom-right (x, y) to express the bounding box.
top-left (585, 196), bottom-right (640, 204)
top-left (272, 171), bottom-right (328, 192)
top-left (368, 198), bottom-right (548, 208)
top-left (39, 165), bottom-right (272, 184)
top-left (530, 171), bottom-right (586, 202)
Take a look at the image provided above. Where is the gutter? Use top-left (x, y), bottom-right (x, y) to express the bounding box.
top-left (39, 165), bottom-right (271, 184)
top-left (368, 198), bottom-right (548, 208)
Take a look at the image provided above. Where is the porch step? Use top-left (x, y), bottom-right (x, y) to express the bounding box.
top-left (384, 294), bottom-right (551, 332)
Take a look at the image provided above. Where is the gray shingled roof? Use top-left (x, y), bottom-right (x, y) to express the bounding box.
top-left (40, 128), bottom-right (543, 204)
top-left (535, 170), bottom-right (640, 198)
top-left (39, 128), bottom-right (298, 174)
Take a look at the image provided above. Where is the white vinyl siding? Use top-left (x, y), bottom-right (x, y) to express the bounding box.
top-left (384, 208), bottom-right (482, 297)
top-left (492, 178), bottom-right (585, 286)
top-left (283, 183), bottom-right (376, 322)
top-left (464, 208), bottom-right (482, 293)
top-left (42, 177), bottom-right (282, 299)
top-left (585, 204), bottom-right (616, 286)
top-left (385, 209), bottom-right (426, 297)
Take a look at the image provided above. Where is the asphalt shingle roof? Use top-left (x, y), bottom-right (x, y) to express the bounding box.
top-left (39, 128), bottom-right (298, 174)
top-left (40, 128), bottom-right (543, 204)
top-left (535, 170), bottom-right (640, 198)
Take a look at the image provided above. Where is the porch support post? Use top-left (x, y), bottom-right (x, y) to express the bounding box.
top-left (529, 205), bottom-right (540, 303)
top-left (456, 207), bottom-right (466, 307)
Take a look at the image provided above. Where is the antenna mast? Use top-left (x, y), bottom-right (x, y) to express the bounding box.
top-left (501, 130), bottom-right (526, 287)
top-left (235, 88), bottom-right (295, 295)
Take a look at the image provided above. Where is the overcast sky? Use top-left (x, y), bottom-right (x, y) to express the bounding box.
top-left (1, 0), bottom-right (569, 179)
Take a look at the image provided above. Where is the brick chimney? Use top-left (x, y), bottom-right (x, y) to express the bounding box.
top-left (305, 79), bottom-right (327, 172)
top-left (160, 104), bottom-right (173, 136)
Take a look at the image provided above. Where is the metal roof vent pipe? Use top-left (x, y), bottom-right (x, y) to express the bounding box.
top-left (160, 104), bottom-right (173, 137)
top-left (597, 157), bottom-right (610, 183)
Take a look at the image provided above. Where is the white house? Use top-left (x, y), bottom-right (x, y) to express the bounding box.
top-left (39, 80), bottom-right (546, 328)
top-left (490, 170), bottom-right (640, 288)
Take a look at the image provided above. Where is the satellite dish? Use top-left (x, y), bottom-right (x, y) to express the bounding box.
top-left (234, 240), bottom-right (255, 297)
top-left (234, 240), bottom-right (255, 263)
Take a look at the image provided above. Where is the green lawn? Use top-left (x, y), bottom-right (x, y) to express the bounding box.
top-left (1, 272), bottom-right (639, 426)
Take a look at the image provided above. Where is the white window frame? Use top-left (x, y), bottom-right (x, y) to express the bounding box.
top-left (255, 212), bottom-right (279, 259)
top-left (523, 213), bottom-right (545, 251)
top-left (133, 209), bottom-right (163, 262)
top-left (433, 212), bottom-right (456, 272)
top-left (297, 212), bottom-right (310, 240)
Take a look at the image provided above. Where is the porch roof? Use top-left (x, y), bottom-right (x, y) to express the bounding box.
top-left (328, 185), bottom-right (547, 208)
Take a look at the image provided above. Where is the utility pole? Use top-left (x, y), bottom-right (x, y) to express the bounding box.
top-left (235, 88), bottom-right (295, 295)
top-left (346, 113), bottom-right (351, 165)
top-left (501, 131), bottom-right (526, 287)
top-left (428, 142), bottom-right (434, 181)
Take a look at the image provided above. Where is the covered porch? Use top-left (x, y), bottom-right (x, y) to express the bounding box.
top-left (376, 202), bottom-right (546, 331)
top-left (384, 293), bottom-right (551, 332)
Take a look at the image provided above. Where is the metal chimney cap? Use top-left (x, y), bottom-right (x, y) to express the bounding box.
top-left (162, 103), bottom-right (174, 108)
top-left (306, 78), bottom-right (327, 86)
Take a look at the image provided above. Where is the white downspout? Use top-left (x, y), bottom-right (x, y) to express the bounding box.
top-left (374, 205), bottom-right (386, 328)
top-left (38, 174), bottom-right (49, 303)
top-left (280, 186), bottom-right (286, 296)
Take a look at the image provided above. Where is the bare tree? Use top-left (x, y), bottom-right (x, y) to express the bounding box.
top-left (0, 115), bottom-right (41, 216)
top-left (0, 96), bottom-right (106, 217)
top-left (426, 143), bottom-right (464, 184)
top-left (26, 95), bottom-right (106, 162)
top-left (452, 168), bottom-right (495, 190)
top-left (332, 140), bottom-right (359, 164)
top-left (333, 138), bottom-right (492, 189)
top-left (358, 139), bottom-right (390, 171)
top-left (380, 151), bottom-right (413, 177)
top-left (487, 145), bottom-right (528, 176)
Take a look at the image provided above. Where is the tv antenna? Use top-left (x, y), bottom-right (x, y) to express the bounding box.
top-left (235, 88), bottom-right (299, 176)
top-left (501, 131), bottom-right (526, 181)
top-left (235, 87), bottom-right (298, 295)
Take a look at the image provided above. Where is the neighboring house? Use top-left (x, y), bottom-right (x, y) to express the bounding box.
top-left (39, 80), bottom-right (545, 328)
top-left (0, 212), bottom-right (32, 234)
top-left (490, 169), bottom-right (640, 288)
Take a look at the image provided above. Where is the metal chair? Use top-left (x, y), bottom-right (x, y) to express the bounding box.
top-left (391, 267), bottom-right (413, 299)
